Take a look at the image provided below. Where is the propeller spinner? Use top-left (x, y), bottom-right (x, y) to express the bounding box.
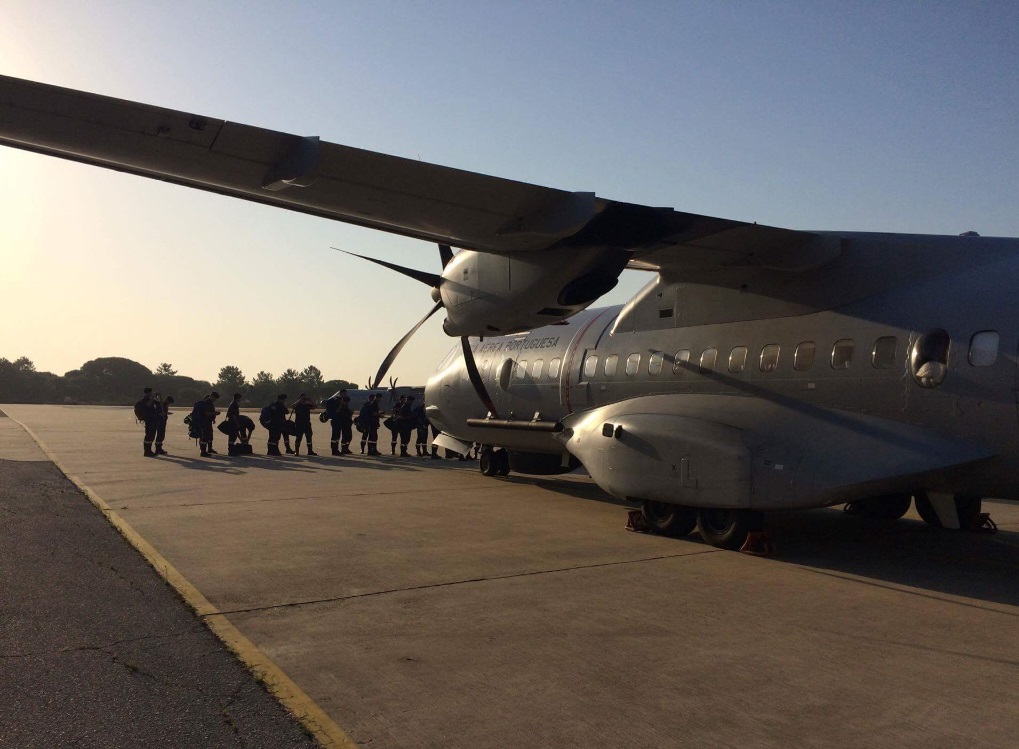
top-left (335, 244), bottom-right (500, 417)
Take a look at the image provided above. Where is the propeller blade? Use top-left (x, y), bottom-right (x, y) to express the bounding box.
top-left (331, 247), bottom-right (442, 288)
top-left (439, 243), bottom-right (454, 269)
top-left (461, 337), bottom-right (500, 419)
top-left (369, 301), bottom-right (443, 389)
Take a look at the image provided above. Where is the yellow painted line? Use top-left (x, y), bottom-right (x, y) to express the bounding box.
top-left (10, 415), bottom-right (357, 749)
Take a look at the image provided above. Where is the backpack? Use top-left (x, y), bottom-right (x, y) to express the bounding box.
top-left (133, 398), bottom-right (148, 422)
top-left (259, 405), bottom-right (273, 428)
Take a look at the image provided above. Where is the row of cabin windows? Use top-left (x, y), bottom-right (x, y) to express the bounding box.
top-left (478, 331), bottom-right (1000, 383)
top-left (579, 331), bottom-right (1001, 379)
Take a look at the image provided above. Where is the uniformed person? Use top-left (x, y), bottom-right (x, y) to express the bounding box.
top-left (193, 392), bottom-right (221, 457)
top-left (326, 389), bottom-right (353, 455)
top-left (411, 397), bottom-right (429, 456)
top-left (225, 393), bottom-right (243, 450)
top-left (136, 387), bottom-right (161, 457)
top-left (266, 394), bottom-right (289, 456)
top-left (387, 395), bottom-right (406, 454)
top-left (154, 394), bottom-right (173, 455)
top-left (360, 393), bottom-right (381, 456)
top-left (397, 395), bottom-right (415, 457)
top-left (291, 393), bottom-right (318, 455)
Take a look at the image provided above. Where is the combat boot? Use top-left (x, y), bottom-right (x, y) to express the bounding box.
top-left (341, 445), bottom-right (352, 455)
top-left (267, 444), bottom-right (282, 456)
top-left (200, 443), bottom-right (210, 457)
top-left (155, 443), bottom-right (167, 455)
top-left (331, 442), bottom-right (341, 456)
top-left (285, 445), bottom-right (295, 455)
top-left (144, 443), bottom-right (155, 457)
top-left (400, 446), bottom-right (409, 457)
top-left (307, 442), bottom-right (318, 456)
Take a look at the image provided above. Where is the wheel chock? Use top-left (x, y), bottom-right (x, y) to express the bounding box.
top-left (626, 509), bottom-right (653, 534)
top-left (966, 513), bottom-right (998, 534)
top-left (739, 530), bottom-right (776, 556)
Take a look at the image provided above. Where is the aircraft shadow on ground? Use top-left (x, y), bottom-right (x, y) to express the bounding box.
top-left (156, 453), bottom-right (479, 475)
top-left (503, 475), bottom-right (1019, 609)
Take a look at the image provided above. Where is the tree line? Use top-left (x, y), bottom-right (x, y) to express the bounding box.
top-left (0, 357), bottom-right (357, 407)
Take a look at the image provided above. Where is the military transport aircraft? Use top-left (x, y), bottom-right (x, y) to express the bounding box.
top-left (2, 74), bottom-right (1015, 550)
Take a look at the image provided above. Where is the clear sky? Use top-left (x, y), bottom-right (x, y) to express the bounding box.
top-left (1, 1), bottom-right (1017, 387)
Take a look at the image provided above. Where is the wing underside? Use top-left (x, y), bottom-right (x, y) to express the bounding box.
top-left (0, 74), bottom-right (825, 269)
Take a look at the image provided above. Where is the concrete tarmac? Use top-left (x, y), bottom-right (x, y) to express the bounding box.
top-left (4, 404), bottom-right (1019, 749)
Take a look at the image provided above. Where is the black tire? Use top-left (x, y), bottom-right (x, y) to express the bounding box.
top-left (479, 448), bottom-right (499, 477)
top-left (495, 450), bottom-right (510, 476)
top-left (640, 501), bottom-right (697, 537)
top-left (696, 507), bottom-right (763, 550)
top-left (914, 493), bottom-right (982, 529)
top-left (844, 494), bottom-right (912, 521)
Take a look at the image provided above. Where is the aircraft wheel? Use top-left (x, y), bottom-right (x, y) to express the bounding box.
top-left (696, 507), bottom-right (763, 550)
top-left (843, 494), bottom-right (912, 520)
top-left (479, 448), bottom-right (499, 477)
top-left (495, 450), bottom-right (510, 476)
top-left (640, 500), bottom-right (697, 537)
top-left (914, 493), bottom-right (982, 529)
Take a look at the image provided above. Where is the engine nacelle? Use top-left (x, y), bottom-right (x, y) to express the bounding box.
top-left (439, 247), bottom-right (628, 336)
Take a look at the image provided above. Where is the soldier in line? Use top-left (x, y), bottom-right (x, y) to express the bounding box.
top-left (291, 393), bottom-right (318, 456)
top-left (397, 395), bottom-right (416, 457)
top-left (265, 393), bottom-right (290, 456)
top-left (154, 393), bottom-right (173, 455)
top-left (193, 392), bottom-right (221, 457)
top-left (359, 392), bottom-right (381, 456)
top-left (224, 393), bottom-right (244, 451)
top-left (387, 395), bottom-right (407, 455)
top-left (411, 397), bottom-right (429, 457)
top-left (326, 389), bottom-right (353, 455)
top-left (136, 387), bottom-right (162, 458)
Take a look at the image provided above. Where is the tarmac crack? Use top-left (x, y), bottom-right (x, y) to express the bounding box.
top-left (209, 548), bottom-right (721, 617)
top-left (0, 628), bottom-right (198, 661)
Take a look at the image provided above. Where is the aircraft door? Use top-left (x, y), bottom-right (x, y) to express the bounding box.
top-left (560, 308), bottom-right (615, 414)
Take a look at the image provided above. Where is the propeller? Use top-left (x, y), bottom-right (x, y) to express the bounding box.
top-left (337, 244), bottom-right (500, 417)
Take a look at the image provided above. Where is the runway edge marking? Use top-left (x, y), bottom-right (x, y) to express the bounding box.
top-left (10, 415), bottom-right (357, 749)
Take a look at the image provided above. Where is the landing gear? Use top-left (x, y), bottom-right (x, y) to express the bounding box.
top-left (640, 500), bottom-right (697, 537)
top-left (914, 493), bottom-right (982, 530)
top-left (696, 507), bottom-right (764, 550)
top-left (843, 494), bottom-right (913, 520)
top-left (479, 447), bottom-right (510, 477)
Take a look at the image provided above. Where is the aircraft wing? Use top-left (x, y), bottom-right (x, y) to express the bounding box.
top-left (0, 75), bottom-right (829, 267)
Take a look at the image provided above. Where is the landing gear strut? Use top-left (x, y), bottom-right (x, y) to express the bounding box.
top-left (843, 494), bottom-right (913, 520)
top-left (914, 493), bottom-right (982, 530)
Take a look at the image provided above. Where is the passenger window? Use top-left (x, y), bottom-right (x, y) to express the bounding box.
top-left (531, 359), bottom-right (544, 379)
top-left (548, 358), bottom-right (561, 379)
top-left (728, 346), bottom-right (748, 373)
top-left (969, 331), bottom-right (999, 366)
top-left (516, 360), bottom-right (528, 379)
top-left (759, 344), bottom-right (780, 373)
top-left (872, 336), bottom-right (897, 369)
top-left (583, 355), bottom-right (598, 379)
top-left (649, 351), bottom-right (664, 375)
top-left (604, 354), bottom-right (619, 377)
top-left (794, 342), bottom-right (815, 371)
top-left (910, 329), bottom-right (951, 388)
top-left (699, 348), bottom-right (717, 372)
top-left (831, 340), bottom-right (855, 370)
top-left (625, 353), bottom-right (641, 376)
top-left (673, 350), bottom-right (691, 375)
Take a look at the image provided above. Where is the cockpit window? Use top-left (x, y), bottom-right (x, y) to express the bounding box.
top-left (969, 331), bottom-right (999, 366)
top-left (911, 329), bottom-right (950, 388)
